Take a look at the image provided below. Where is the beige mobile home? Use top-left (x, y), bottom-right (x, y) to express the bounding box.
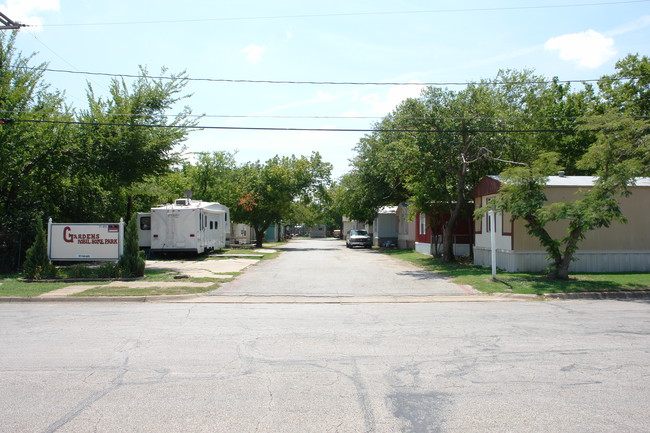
top-left (472, 175), bottom-right (650, 273)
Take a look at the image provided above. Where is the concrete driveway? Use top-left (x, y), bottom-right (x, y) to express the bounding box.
top-left (212, 238), bottom-right (478, 299)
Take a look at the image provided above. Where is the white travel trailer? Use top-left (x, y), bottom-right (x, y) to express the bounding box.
top-left (137, 198), bottom-right (230, 254)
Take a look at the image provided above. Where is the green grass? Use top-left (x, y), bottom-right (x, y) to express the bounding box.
top-left (0, 267), bottom-right (226, 298)
top-left (70, 283), bottom-right (219, 297)
top-left (0, 274), bottom-right (103, 297)
top-left (380, 249), bottom-right (650, 295)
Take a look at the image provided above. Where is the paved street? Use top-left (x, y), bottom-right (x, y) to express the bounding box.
top-left (1, 300), bottom-right (649, 433)
top-left (215, 238), bottom-right (474, 298)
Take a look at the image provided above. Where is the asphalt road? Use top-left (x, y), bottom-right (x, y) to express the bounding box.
top-left (215, 238), bottom-right (473, 297)
top-left (1, 300), bottom-right (649, 433)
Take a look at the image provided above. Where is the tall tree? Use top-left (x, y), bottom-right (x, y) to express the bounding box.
top-left (0, 32), bottom-right (76, 271)
top-left (402, 83), bottom-right (505, 261)
top-left (78, 67), bottom-right (197, 220)
top-left (480, 55), bottom-right (649, 279)
top-left (231, 153), bottom-right (332, 247)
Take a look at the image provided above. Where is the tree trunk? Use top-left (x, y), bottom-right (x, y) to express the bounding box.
top-left (554, 261), bottom-right (571, 280)
top-left (254, 225), bottom-right (270, 248)
top-left (442, 167), bottom-right (467, 262)
top-left (549, 226), bottom-right (583, 280)
top-left (126, 194), bottom-right (133, 223)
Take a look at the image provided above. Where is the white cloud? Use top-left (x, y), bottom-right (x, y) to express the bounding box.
top-left (544, 29), bottom-right (616, 69)
top-left (0, 0), bottom-right (59, 28)
top-left (362, 82), bottom-right (426, 115)
top-left (240, 44), bottom-right (267, 63)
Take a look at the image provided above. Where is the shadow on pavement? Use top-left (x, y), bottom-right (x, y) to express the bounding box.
top-left (396, 270), bottom-right (449, 281)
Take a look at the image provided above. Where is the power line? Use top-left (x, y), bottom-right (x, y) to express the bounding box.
top-left (30, 1), bottom-right (650, 27)
top-left (3, 110), bottom-right (647, 122)
top-left (14, 66), bottom-right (639, 87)
top-left (11, 118), bottom-right (579, 134)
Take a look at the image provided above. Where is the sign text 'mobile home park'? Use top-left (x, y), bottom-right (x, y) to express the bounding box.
top-left (47, 219), bottom-right (124, 261)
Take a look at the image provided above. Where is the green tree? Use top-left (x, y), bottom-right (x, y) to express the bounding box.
top-left (118, 215), bottom-right (145, 277)
top-left (22, 217), bottom-right (56, 279)
top-left (478, 55), bottom-right (649, 280)
top-left (479, 151), bottom-right (641, 280)
top-left (185, 151), bottom-right (239, 206)
top-left (596, 53), bottom-right (649, 116)
top-left (78, 66), bottom-right (197, 221)
top-left (231, 153), bottom-right (332, 247)
top-left (0, 32), bottom-right (77, 271)
top-left (401, 84), bottom-right (505, 261)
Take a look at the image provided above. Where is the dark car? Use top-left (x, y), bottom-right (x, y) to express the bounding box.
top-left (346, 230), bottom-right (372, 249)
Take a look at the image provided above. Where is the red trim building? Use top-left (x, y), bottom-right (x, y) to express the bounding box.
top-left (414, 205), bottom-right (474, 257)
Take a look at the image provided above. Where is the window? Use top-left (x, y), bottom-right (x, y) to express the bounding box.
top-left (210, 221), bottom-right (213, 230)
top-left (139, 216), bottom-right (151, 231)
top-left (419, 213), bottom-right (426, 235)
top-left (214, 221), bottom-right (218, 230)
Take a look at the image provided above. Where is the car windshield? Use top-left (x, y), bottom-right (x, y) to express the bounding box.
top-left (351, 230), bottom-right (368, 236)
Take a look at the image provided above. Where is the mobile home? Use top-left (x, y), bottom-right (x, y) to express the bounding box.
top-left (138, 198), bottom-right (230, 254)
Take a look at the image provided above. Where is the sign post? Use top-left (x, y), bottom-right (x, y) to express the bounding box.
top-left (489, 210), bottom-right (497, 280)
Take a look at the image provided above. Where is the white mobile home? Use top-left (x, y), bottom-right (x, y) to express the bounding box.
top-left (138, 198), bottom-right (230, 254)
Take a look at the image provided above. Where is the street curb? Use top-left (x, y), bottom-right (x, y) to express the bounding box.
top-left (2, 291), bottom-right (650, 304)
top-left (0, 293), bottom-right (539, 304)
top-left (542, 290), bottom-right (650, 300)
top-left (0, 294), bottom-right (204, 303)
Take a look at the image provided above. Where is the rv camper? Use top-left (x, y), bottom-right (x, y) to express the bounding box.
top-left (137, 198), bottom-right (230, 254)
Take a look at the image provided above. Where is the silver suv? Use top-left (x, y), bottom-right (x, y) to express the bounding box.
top-left (346, 230), bottom-right (372, 249)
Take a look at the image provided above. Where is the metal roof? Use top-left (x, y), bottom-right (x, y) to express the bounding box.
top-left (488, 175), bottom-right (650, 187)
top-left (377, 206), bottom-right (398, 214)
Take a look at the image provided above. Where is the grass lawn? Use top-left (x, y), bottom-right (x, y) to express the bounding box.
top-left (380, 249), bottom-right (650, 295)
top-left (0, 274), bottom-right (97, 297)
top-left (71, 283), bottom-right (220, 297)
top-left (0, 268), bottom-right (228, 298)
top-left (0, 245), bottom-right (284, 298)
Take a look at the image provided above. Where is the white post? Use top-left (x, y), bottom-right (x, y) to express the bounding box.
top-left (47, 218), bottom-right (53, 261)
top-left (489, 210), bottom-right (497, 280)
top-left (119, 218), bottom-right (125, 259)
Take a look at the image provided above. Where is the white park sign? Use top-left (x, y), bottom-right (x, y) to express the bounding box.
top-left (48, 219), bottom-right (124, 261)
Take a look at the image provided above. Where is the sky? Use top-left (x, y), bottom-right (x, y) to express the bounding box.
top-left (3, 0), bottom-right (650, 179)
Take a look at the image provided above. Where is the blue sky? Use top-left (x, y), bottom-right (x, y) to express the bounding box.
top-left (4, 0), bottom-right (650, 179)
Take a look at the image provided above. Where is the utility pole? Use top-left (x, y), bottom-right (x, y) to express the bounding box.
top-left (0, 12), bottom-right (25, 30)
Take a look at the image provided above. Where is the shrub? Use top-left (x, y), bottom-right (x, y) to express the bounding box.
top-left (97, 262), bottom-right (121, 278)
top-left (118, 215), bottom-right (145, 277)
top-left (23, 217), bottom-right (57, 279)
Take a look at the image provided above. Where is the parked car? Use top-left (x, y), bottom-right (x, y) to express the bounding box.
top-left (346, 230), bottom-right (372, 249)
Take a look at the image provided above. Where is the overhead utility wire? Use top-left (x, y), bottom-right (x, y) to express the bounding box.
top-left (32, 1), bottom-right (650, 27)
top-left (18, 66), bottom-right (639, 87)
top-left (11, 118), bottom-right (577, 134)
top-left (3, 109), bottom-right (647, 121)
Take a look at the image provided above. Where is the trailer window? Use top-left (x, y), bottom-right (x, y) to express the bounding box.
top-left (215, 221), bottom-right (218, 230)
top-left (140, 216), bottom-right (151, 231)
top-left (210, 221), bottom-right (213, 230)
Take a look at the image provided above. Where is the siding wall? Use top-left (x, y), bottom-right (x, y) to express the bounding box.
top-left (474, 247), bottom-right (650, 273)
